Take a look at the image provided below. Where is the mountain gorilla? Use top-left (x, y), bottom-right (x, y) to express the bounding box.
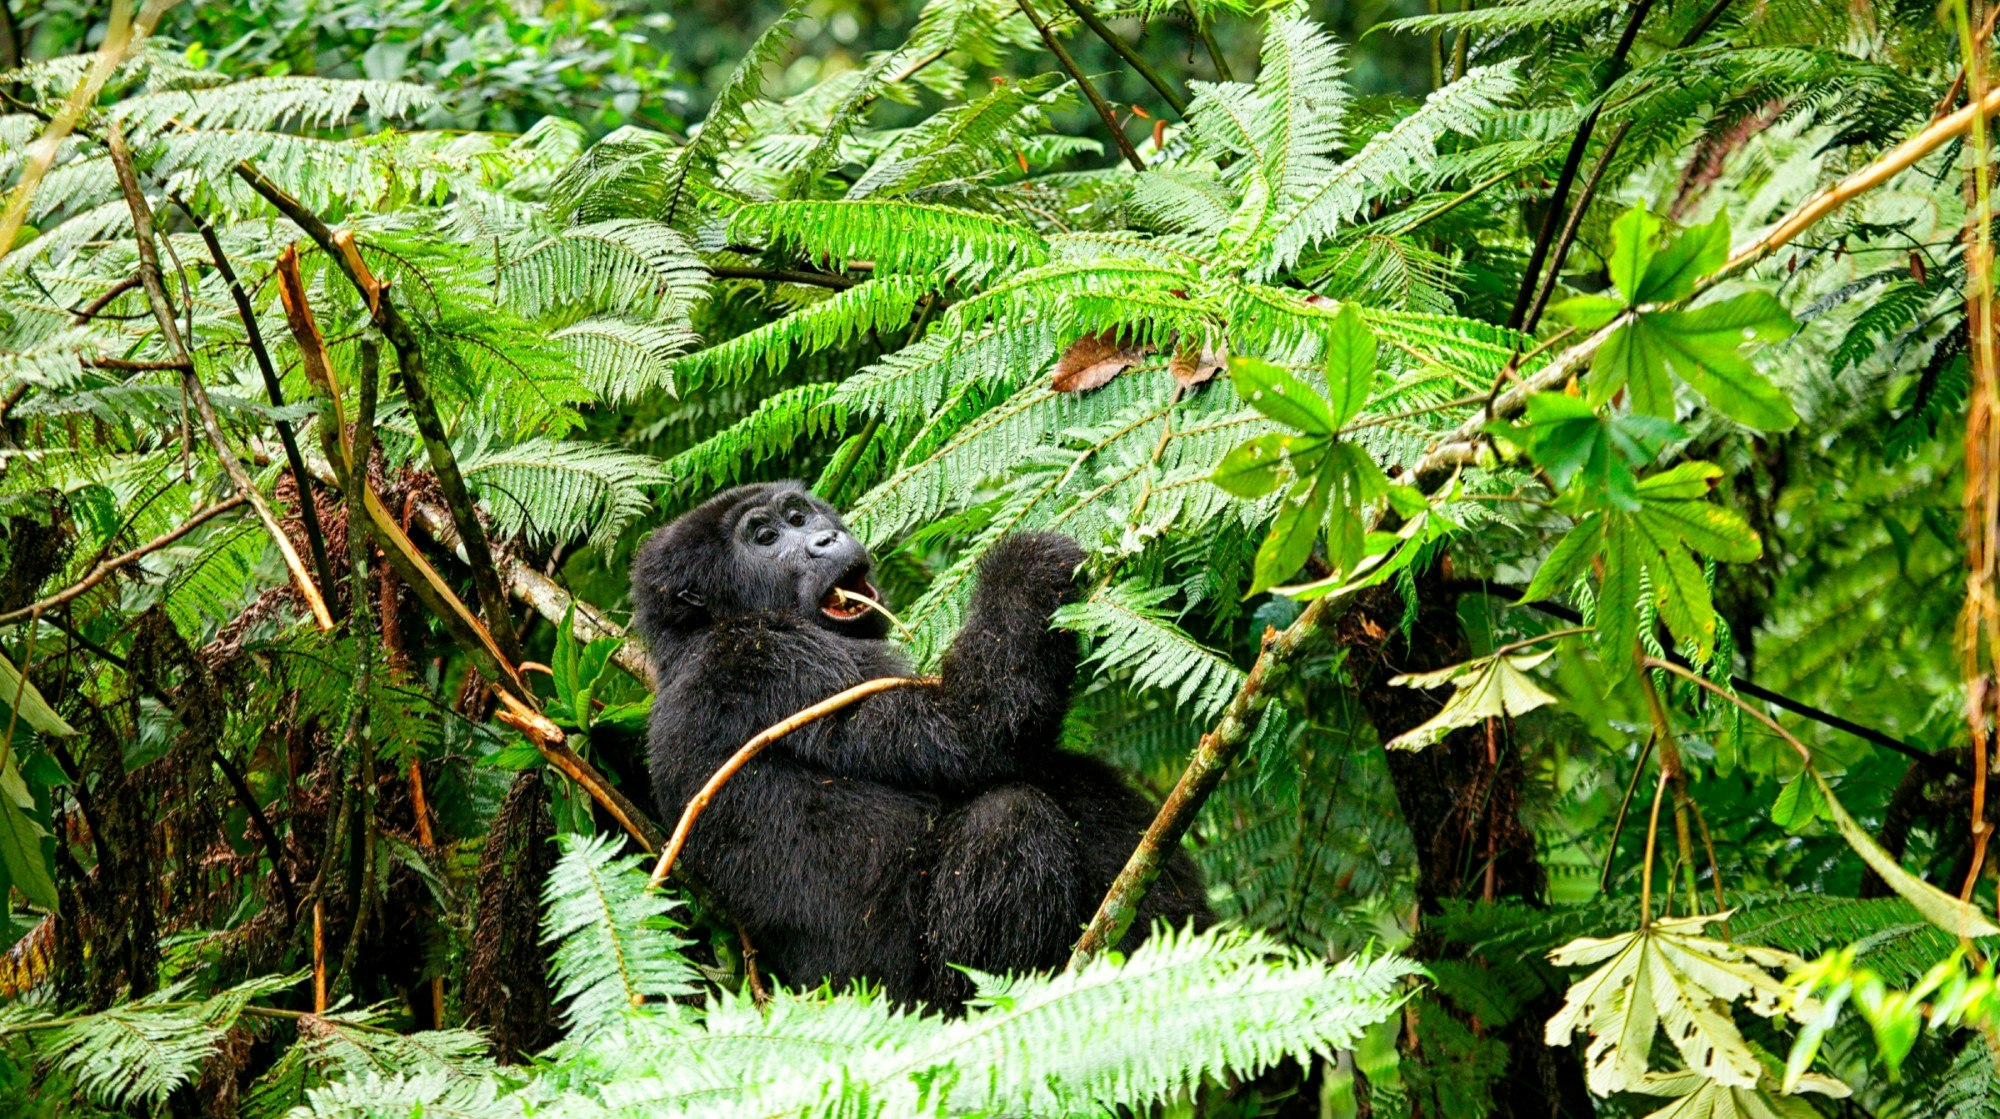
top-left (630, 482), bottom-right (1209, 1007)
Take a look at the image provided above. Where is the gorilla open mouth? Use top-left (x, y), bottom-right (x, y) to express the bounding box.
top-left (819, 564), bottom-right (882, 622)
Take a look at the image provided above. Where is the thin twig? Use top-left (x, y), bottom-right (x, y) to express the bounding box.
top-left (69, 275), bottom-right (141, 324)
top-left (174, 194), bottom-right (339, 601)
top-left (647, 677), bottom-right (922, 888)
top-left (1053, 0), bottom-right (1188, 116)
top-left (1505, 0), bottom-right (1657, 330)
top-left (235, 161), bottom-right (519, 662)
top-left (103, 122), bottom-right (333, 630)
top-left (1016, 0), bottom-right (1145, 171)
top-left (0, 495), bottom-right (247, 625)
top-left (212, 750), bottom-right (300, 923)
top-left (332, 339), bottom-right (381, 1000)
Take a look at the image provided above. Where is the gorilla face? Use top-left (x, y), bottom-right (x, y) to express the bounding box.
top-left (728, 486), bottom-right (881, 626)
top-left (632, 482), bottom-right (887, 640)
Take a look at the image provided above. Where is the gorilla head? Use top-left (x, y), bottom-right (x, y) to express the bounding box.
top-left (631, 481), bottom-right (886, 641)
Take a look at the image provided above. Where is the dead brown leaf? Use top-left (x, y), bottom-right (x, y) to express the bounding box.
top-left (1052, 330), bottom-right (1148, 393)
top-left (1169, 343), bottom-right (1227, 388)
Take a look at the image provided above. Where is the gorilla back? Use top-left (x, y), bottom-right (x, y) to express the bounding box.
top-left (630, 482), bottom-right (1209, 1007)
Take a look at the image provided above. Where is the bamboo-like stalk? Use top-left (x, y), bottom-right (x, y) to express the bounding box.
top-left (1016, 0), bottom-right (1146, 171)
top-left (103, 122), bottom-right (334, 631)
top-left (235, 161), bottom-right (523, 664)
top-left (646, 677), bottom-right (922, 889)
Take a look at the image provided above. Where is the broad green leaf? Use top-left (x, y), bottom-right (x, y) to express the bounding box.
top-left (1251, 474), bottom-right (1331, 595)
top-left (1213, 432), bottom-right (1323, 498)
top-left (1607, 205), bottom-right (1664, 306)
top-left (1636, 521), bottom-right (1716, 659)
top-left (1770, 773), bottom-right (1830, 831)
top-left (1322, 304), bottom-right (1376, 428)
top-left (1812, 770), bottom-right (2000, 937)
top-left (0, 792), bottom-right (56, 912)
top-left (1552, 293), bottom-right (1626, 332)
top-left (1637, 501), bottom-right (1761, 564)
top-left (1490, 394), bottom-right (1681, 513)
top-left (1322, 442), bottom-right (1391, 575)
top-left (1230, 355), bottom-right (1337, 436)
top-left (1547, 912), bottom-right (1812, 1096)
top-left (0, 650), bottom-right (75, 737)
top-left (1632, 1069), bottom-right (1847, 1119)
top-left (1597, 519), bottom-right (1644, 685)
top-left (1634, 461), bottom-right (1725, 500)
top-left (1635, 209), bottom-right (1730, 304)
top-left (1522, 514), bottom-right (1605, 602)
top-left (1385, 649), bottom-right (1559, 750)
top-left (1649, 292), bottom-right (1800, 431)
top-left (1591, 317), bottom-right (1675, 416)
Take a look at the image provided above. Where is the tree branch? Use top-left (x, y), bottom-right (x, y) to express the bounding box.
top-left (1069, 603), bottom-right (1339, 963)
top-left (1016, 0), bottom-right (1146, 171)
top-left (709, 265), bottom-right (862, 290)
top-left (234, 160), bottom-right (522, 663)
top-left (104, 122), bottom-right (334, 631)
top-left (173, 194), bottom-right (340, 603)
top-left (0, 495), bottom-right (248, 625)
top-left (1504, 0), bottom-right (1657, 331)
top-left (1053, 0), bottom-right (1189, 116)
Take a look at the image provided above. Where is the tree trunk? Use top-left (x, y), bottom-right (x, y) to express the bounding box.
top-left (1339, 573), bottom-right (1593, 1119)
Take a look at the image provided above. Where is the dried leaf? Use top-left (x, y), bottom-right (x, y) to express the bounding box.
top-left (1386, 650), bottom-right (1558, 750)
top-left (1169, 343), bottom-right (1227, 388)
top-left (1546, 912), bottom-right (1815, 1096)
top-left (1052, 330), bottom-right (1148, 393)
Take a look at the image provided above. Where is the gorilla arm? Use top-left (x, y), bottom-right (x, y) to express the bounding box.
top-left (781, 532), bottom-right (1088, 793)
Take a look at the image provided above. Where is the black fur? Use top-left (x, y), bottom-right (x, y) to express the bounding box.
top-left (631, 481), bottom-right (1210, 1007)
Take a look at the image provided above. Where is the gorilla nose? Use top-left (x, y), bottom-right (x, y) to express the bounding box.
top-left (809, 530), bottom-right (845, 555)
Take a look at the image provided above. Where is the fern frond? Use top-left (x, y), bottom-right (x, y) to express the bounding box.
top-left (1058, 581), bottom-right (1246, 721)
top-left (553, 316), bottom-right (697, 402)
top-left (672, 275), bottom-right (930, 389)
top-left (542, 834), bottom-right (703, 1033)
top-left (1258, 63), bottom-right (1519, 278)
top-left (501, 219), bottom-right (706, 325)
top-left (731, 199), bottom-right (1049, 282)
top-left (459, 437), bottom-right (669, 549)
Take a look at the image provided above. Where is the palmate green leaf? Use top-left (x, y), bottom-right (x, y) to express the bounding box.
top-left (1488, 392), bottom-right (1682, 511)
top-left (1385, 649), bottom-right (1560, 750)
top-left (1647, 293), bottom-right (1800, 431)
top-left (1770, 773), bottom-right (1831, 832)
top-left (1212, 432), bottom-right (1324, 498)
top-left (1252, 473), bottom-right (1331, 596)
top-left (1228, 355), bottom-right (1337, 435)
top-left (1546, 912), bottom-right (1814, 1096)
top-left (1522, 513), bottom-right (1605, 601)
top-left (1636, 211), bottom-right (1730, 305)
top-left (1608, 206), bottom-right (1664, 307)
top-left (1321, 302), bottom-right (1376, 428)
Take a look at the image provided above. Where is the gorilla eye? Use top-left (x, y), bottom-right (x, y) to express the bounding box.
top-left (785, 509), bottom-right (807, 528)
top-left (753, 524), bottom-right (779, 546)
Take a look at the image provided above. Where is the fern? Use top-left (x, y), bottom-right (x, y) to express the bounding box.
top-left (458, 437), bottom-right (670, 549)
top-left (541, 833), bottom-right (704, 1032)
top-left (730, 199), bottom-right (1050, 282)
top-left (1057, 581), bottom-right (1247, 722)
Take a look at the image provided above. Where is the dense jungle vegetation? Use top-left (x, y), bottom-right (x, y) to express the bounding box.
top-left (1, 0), bottom-right (1998, 1114)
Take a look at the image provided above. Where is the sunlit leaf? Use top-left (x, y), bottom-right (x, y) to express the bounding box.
top-left (1386, 649), bottom-right (1559, 750)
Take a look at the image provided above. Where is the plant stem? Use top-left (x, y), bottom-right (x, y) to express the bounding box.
top-left (1054, 0), bottom-right (1188, 116)
top-left (105, 122), bottom-right (334, 630)
top-left (174, 194), bottom-right (340, 602)
top-left (0, 496), bottom-right (247, 625)
top-left (333, 340), bottom-right (381, 1000)
top-left (1069, 607), bottom-right (1334, 965)
top-left (1505, 0), bottom-right (1658, 331)
top-left (1187, 2), bottom-right (1231, 80)
top-left (1016, 0), bottom-right (1146, 171)
top-left (235, 160), bottom-right (522, 664)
